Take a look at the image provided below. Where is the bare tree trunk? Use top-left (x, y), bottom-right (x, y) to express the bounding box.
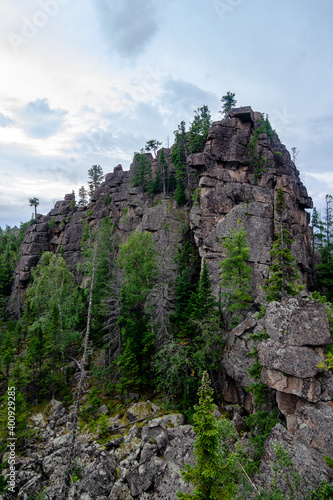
top-left (65, 240), bottom-right (98, 497)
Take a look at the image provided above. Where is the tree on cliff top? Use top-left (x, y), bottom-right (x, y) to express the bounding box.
top-left (29, 197), bottom-right (39, 218)
top-left (220, 91), bottom-right (237, 118)
top-left (88, 165), bottom-right (104, 196)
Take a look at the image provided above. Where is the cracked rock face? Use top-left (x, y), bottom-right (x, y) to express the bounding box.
top-left (189, 109), bottom-right (312, 300)
top-left (13, 401), bottom-right (194, 500)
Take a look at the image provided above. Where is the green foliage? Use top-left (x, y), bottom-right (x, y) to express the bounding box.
top-left (189, 105), bottom-right (211, 154)
top-left (155, 245), bottom-right (223, 413)
top-left (88, 165), bottom-right (104, 196)
top-left (263, 189), bottom-right (302, 302)
top-left (132, 151), bottom-right (153, 193)
top-left (23, 252), bottom-right (84, 400)
top-left (220, 91), bottom-right (237, 118)
top-left (80, 386), bottom-right (102, 419)
top-left (117, 231), bottom-right (158, 390)
top-left (29, 197), bottom-right (40, 218)
top-left (313, 196), bottom-right (333, 300)
top-left (178, 372), bottom-right (252, 499)
top-left (191, 187), bottom-right (200, 207)
top-left (48, 218), bottom-right (56, 230)
top-left (255, 442), bottom-right (301, 499)
top-left (172, 121), bottom-right (188, 205)
top-left (308, 481), bottom-right (333, 499)
top-left (247, 114), bottom-right (275, 181)
top-left (0, 223), bottom-right (28, 317)
top-left (220, 222), bottom-right (253, 327)
top-left (246, 346), bottom-right (280, 464)
top-left (145, 139), bottom-right (162, 156)
top-left (104, 193), bottom-right (111, 206)
top-left (78, 185), bottom-right (89, 206)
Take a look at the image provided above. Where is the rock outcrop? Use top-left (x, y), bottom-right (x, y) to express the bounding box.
top-left (189, 107), bottom-right (312, 300)
top-left (222, 296), bottom-right (333, 495)
top-left (11, 107), bottom-right (312, 311)
top-left (4, 400), bottom-right (194, 499)
top-left (6, 108), bottom-right (332, 498)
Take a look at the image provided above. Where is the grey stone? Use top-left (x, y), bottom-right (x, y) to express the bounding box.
top-left (264, 298), bottom-right (332, 346)
top-left (257, 339), bottom-right (323, 378)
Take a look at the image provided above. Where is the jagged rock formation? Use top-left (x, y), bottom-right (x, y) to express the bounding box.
top-left (224, 297), bottom-right (333, 494)
top-left (7, 108), bottom-right (333, 498)
top-left (189, 106), bottom-right (313, 301)
top-left (7, 400), bottom-right (195, 499)
top-left (11, 107), bottom-right (312, 308)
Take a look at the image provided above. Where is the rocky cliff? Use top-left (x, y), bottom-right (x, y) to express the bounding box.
top-left (5, 107), bottom-right (333, 499)
top-left (11, 106), bottom-right (312, 307)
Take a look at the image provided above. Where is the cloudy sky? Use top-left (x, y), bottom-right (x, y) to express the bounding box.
top-left (1, 0), bottom-right (332, 227)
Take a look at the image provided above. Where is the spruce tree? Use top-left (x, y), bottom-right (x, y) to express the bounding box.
top-left (117, 231), bottom-right (157, 390)
top-left (177, 372), bottom-right (251, 499)
top-left (263, 188), bottom-right (302, 302)
top-left (220, 221), bottom-right (253, 327)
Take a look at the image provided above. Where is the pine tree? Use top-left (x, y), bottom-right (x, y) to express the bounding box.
top-left (220, 222), bottom-right (253, 327)
top-left (220, 91), bottom-right (237, 118)
top-left (145, 139), bottom-right (162, 157)
top-left (87, 165), bottom-right (104, 196)
top-left (189, 105), bottom-right (211, 154)
top-left (263, 188), bottom-right (302, 302)
top-left (28, 197), bottom-right (39, 218)
top-left (158, 148), bottom-right (169, 196)
top-left (78, 186), bottom-right (88, 206)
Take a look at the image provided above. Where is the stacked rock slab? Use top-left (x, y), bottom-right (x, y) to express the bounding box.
top-left (189, 106), bottom-right (313, 301)
top-left (223, 296), bottom-right (333, 494)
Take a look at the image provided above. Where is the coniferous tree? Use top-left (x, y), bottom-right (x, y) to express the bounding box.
top-left (117, 231), bottom-right (157, 391)
top-left (132, 151), bottom-right (153, 193)
top-left (189, 105), bottom-right (211, 154)
top-left (145, 139), bottom-right (162, 157)
top-left (172, 121), bottom-right (188, 205)
top-left (177, 372), bottom-right (252, 499)
top-left (158, 148), bottom-right (169, 196)
top-left (78, 186), bottom-right (89, 206)
top-left (220, 91), bottom-right (237, 118)
top-left (88, 165), bottom-right (104, 196)
top-left (263, 188), bottom-right (302, 302)
top-left (220, 221), bottom-right (253, 327)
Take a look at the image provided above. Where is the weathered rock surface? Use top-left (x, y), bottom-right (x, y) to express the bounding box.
top-left (10, 400), bottom-right (194, 500)
top-left (256, 424), bottom-right (333, 497)
top-left (264, 298), bottom-right (332, 346)
top-left (189, 108), bottom-right (312, 300)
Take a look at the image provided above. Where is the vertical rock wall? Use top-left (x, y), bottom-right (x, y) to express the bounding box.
top-left (189, 107), bottom-right (313, 302)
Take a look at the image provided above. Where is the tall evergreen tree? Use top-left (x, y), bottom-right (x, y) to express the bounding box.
top-left (117, 231), bottom-right (158, 390)
top-left (88, 165), bottom-right (104, 196)
top-left (172, 121), bottom-right (189, 205)
top-left (145, 139), bottom-right (162, 157)
top-left (220, 222), bottom-right (253, 327)
top-left (263, 188), bottom-right (302, 302)
top-left (189, 105), bottom-right (211, 154)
